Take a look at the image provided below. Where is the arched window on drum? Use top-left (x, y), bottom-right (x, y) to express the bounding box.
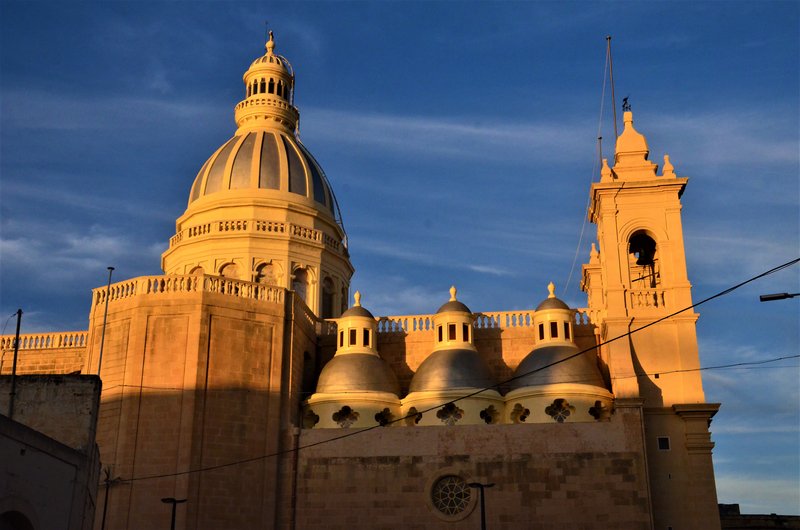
top-left (292, 268), bottom-right (309, 305)
top-left (321, 277), bottom-right (335, 319)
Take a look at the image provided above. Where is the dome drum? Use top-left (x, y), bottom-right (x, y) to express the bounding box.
top-left (234, 98), bottom-right (298, 132)
top-left (401, 390), bottom-right (504, 427)
top-left (305, 393), bottom-right (402, 429)
top-left (504, 385), bottom-right (614, 423)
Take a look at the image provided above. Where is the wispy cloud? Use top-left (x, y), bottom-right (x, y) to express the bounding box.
top-left (302, 107), bottom-right (591, 162)
top-left (2, 89), bottom-right (223, 132)
top-left (716, 474), bottom-right (800, 515)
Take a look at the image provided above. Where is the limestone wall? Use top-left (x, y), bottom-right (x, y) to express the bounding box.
top-left (0, 374), bottom-right (101, 452)
top-left (83, 279), bottom-right (293, 530)
top-left (295, 401), bottom-right (652, 530)
top-left (0, 332), bottom-right (88, 375)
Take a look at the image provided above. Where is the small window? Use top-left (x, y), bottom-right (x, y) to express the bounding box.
top-left (550, 321), bottom-right (558, 339)
top-left (363, 329), bottom-right (370, 348)
top-left (339, 331), bottom-right (344, 348)
top-left (538, 323), bottom-right (545, 341)
top-left (448, 324), bottom-right (456, 341)
top-left (462, 323), bottom-right (469, 342)
top-left (657, 437), bottom-right (670, 451)
top-left (349, 329), bottom-right (357, 347)
top-left (564, 322), bottom-right (571, 340)
top-left (437, 326), bottom-right (443, 342)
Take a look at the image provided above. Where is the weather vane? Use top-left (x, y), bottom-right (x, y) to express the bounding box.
top-left (622, 96), bottom-right (631, 112)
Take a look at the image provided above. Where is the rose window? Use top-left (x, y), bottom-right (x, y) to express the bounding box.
top-left (431, 475), bottom-right (471, 515)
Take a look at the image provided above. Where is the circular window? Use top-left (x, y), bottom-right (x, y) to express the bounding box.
top-left (431, 475), bottom-right (471, 516)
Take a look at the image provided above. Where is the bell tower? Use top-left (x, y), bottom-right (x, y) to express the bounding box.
top-left (582, 110), bottom-right (721, 529)
top-left (583, 110), bottom-right (702, 404)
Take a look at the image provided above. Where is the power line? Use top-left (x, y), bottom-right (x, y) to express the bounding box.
top-left (117, 257), bottom-right (799, 484)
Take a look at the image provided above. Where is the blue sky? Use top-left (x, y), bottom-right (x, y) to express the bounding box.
top-left (1, 1), bottom-right (798, 515)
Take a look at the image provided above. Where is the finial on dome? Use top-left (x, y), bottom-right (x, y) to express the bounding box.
top-left (266, 30), bottom-right (275, 54)
top-left (449, 285), bottom-right (457, 301)
top-left (547, 282), bottom-right (556, 298)
top-left (662, 154), bottom-right (675, 177)
top-left (353, 291), bottom-right (361, 307)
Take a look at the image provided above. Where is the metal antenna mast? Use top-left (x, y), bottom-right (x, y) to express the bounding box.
top-left (606, 36), bottom-right (619, 139)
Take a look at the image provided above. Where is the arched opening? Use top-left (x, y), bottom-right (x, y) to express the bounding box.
top-left (254, 262), bottom-right (276, 285)
top-left (189, 266), bottom-right (204, 276)
top-left (0, 511), bottom-right (35, 530)
top-left (292, 268), bottom-right (309, 305)
top-left (268, 79), bottom-right (275, 94)
top-left (628, 231), bottom-right (660, 288)
top-left (260, 79), bottom-right (266, 93)
top-left (321, 277), bottom-right (335, 318)
top-left (219, 263), bottom-right (239, 280)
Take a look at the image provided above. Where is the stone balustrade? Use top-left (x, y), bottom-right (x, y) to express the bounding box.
top-left (91, 274), bottom-right (285, 309)
top-left (0, 331), bottom-right (88, 351)
top-left (169, 219), bottom-right (342, 254)
top-left (234, 96), bottom-right (295, 114)
top-left (325, 308), bottom-right (597, 336)
top-left (629, 288), bottom-right (667, 309)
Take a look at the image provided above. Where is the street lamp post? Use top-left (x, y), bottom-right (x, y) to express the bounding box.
top-left (161, 497), bottom-right (187, 530)
top-left (759, 292), bottom-right (800, 302)
top-left (468, 482), bottom-right (494, 530)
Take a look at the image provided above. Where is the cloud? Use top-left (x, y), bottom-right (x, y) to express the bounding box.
top-left (1, 89), bottom-right (222, 132)
top-left (2, 181), bottom-right (177, 223)
top-left (302, 107), bottom-right (591, 162)
top-left (715, 474), bottom-right (800, 515)
top-left (649, 110), bottom-right (798, 168)
top-left (0, 220), bottom-right (162, 291)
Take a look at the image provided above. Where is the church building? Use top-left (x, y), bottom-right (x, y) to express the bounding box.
top-left (0, 32), bottom-right (722, 530)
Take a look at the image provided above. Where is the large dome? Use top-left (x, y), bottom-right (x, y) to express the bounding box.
top-left (187, 130), bottom-right (337, 216)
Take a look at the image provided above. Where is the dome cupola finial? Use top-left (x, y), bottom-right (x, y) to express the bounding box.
top-left (266, 30), bottom-right (275, 54)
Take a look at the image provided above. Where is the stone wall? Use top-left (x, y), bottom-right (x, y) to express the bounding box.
top-left (0, 345), bottom-right (86, 375)
top-left (0, 374), bottom-right (101, 451)
top-left (295, 402), bottom-right (652, 530)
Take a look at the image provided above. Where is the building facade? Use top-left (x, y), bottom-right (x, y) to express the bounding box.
top-left (0, 33), bottom-right (721, 529)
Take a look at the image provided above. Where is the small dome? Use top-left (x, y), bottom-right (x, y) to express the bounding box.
top-left (436, 286), bottom-right (471, 314)
top-left (409, 349), bottom-right (494, 393)
top-left (509, 345), bottom-right (605, 390)
top-left (315, 354), bottom-right (400, 395)
top-left (341, 305), bottom-right (374, 319)
top-left (248, 31), bottom-right (292, 72)
top-left (341, 291), bottom-right (375, 319)
top-left (187, 130), bottom-right (336, 216)
top-left (535, 281), bottom-right (570, 311)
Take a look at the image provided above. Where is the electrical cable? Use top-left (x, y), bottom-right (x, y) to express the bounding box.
top-left (116, 257), bottom-right (799, 484)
